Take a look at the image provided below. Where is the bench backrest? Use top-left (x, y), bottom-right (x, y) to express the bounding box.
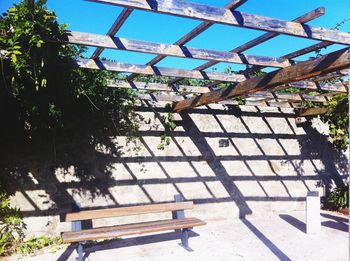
top-left (63, 201), bottom-right (194, 222)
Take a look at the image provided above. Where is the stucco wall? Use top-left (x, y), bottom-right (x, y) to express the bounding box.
top-left (5, 103), bottom-right (347, 236)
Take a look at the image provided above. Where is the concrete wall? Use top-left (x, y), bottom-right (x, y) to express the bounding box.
top-left (5, 103), bottom-right (347, 236)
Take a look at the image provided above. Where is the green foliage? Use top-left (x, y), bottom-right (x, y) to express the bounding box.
top-left (0, 193), bottom-right (25, 256)
top-left (321, 94), bottom-right (348, 150)
top-left (248, 69), bottom-right (266, 77)
top-left (0, 193), bottom-right (62, 257)
top-left (275, 87), bottom-right (299, 94)
top-left (0, 0), bottom-right (137, 140)
top-left (328, 184), bottom-right (349, 209)
top-left (15, 235), bottom-right (62, 256)
top-left (233, 96), bottom-right (245, 106)
top-left (157, 109), bottom-right (177, 150)
top-left (313, 18), bottom-right (350, 58)
top-left (157, 133), bottom-right (170, 150)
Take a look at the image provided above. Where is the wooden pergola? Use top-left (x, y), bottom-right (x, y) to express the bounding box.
top-left (28, 0), bottom-right (350, 257)
top-left (53, 0), bottom-right (350, 116)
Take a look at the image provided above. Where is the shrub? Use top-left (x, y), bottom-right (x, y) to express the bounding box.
top-left (15, 235), bottom-right (62, 256)
top-left (0, 0), bottom-right (137, 141)
top-left (0, 193), bottom-right (25, 256)
top-left (328, 184), bottom-right (349, 209)
top-left (321, 94), bottom-right (348, 150)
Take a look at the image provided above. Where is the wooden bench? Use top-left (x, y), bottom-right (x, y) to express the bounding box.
top-left (61, 195), bottom-right (206, 261)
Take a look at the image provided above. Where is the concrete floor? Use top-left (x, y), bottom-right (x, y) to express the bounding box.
top-left (10, 210), bottom-right (348, 261)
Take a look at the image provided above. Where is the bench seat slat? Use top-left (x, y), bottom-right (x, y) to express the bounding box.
top-left (61, 217), bottom-right (206, 243)
top-left (64, 202), bottom-right (194, 222)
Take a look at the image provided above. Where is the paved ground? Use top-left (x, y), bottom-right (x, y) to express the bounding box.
top-left (10, 211), bottom-right (348, 261)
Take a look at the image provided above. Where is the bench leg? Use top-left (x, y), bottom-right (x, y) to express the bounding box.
top-left (180, 228), bottom-right (193, 252)
top-left (76, 242), bottom-right (83, 261)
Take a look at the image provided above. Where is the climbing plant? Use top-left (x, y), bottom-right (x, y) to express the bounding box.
top-left (0, 193), bottom-right (25, 256)
top-left (321, 93), bottom-right (348, 150)
top-left (0, 0), bottom-right (137, 141)
top-left (0, 1), bottom-right (139, 252)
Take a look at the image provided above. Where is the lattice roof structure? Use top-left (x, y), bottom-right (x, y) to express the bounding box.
top-left (55, 0), bottom-right (350, 115)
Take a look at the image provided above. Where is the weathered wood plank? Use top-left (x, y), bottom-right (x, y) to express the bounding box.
top-left (107, 80), bottom-right (337, 102)
top-left (88, 0), bottom-right (350, 45)
top-left (136, 92), bottom-right (303, 109)
top-left (247, 92), bottom-right (327, 103)
top-left (107, 80), bottom-right (211, 94)
top-left (76, 58), bottom-right (247, 82)
top-left (91, 8), bottom-right (133, 59)
top-left (298, 107), bottom-right (328, 116)
top-left (138, 93), bottom-right (184, 102)
top-left (64, 202), bottom-right (194, 222)
top-left (63, 31), bottom-right (290, 68)
top-left (244, 39), bottom-right (342, 76)
top-left (127, 0), bottom-right (246, 81)
top-left (135, 90), bottom-right (322, 108)
top-left (195, 7), bottom-right (325, 72)
top-left (283, 41), bottom-right (332, 60)
top-left (286, 81), bottom-right (347, 92)
top-left (172, 47), bottom-right (350, 112)
top-left (225, 0), bottom-right (248, 10)
top-left (62, 217), bottom-right (206, 243)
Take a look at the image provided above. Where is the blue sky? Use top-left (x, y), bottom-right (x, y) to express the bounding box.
top-left (1, 0), bottom-right (350, 73)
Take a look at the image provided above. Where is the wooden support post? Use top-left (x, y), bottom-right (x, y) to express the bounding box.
top-left (172, 47), bottom-right (350, 112)
top-left (306, 191), bottom-right (321, 234)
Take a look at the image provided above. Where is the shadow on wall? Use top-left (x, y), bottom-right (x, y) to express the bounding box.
top-left (0, 103), bottom-right (347, 219)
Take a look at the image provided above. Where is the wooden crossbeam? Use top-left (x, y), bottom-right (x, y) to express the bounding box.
top-left (286, 81), bottom-right (347, 92)
top-left (247, 92), bottom-right (327, 103)
top-left (136, 92), bottom-right (300, 109)
top-left (76, 58), bottom-right (246, 82)
top-left (297, 107), bottom-right (328, 117)
top-left (283, 42), bottom-right (332, 60)
top-left (107, 80), bottom-right (339, 108)
top-left (308, 72), bottom-right (345, 82)
top-left (88, 0), bottom-right (350, 45)
top-left (225, 0), bottom-right (248, 10)
top-left (241, 33), bottom-right (348, 76)
top-left (242, 42), bottom-right (335, 76)
top-left (194, 7), bottom-right (325, 72)
top-left (169, 7), bottom-right (325, 85)
top-left (127, 0), bottom-right (246, 81)
top-left (107, 80), bottom-right (338, 102)
top-left (63, 31), bottom-right (290, 68)
top-left (107, 80), bottom-right (211, 94)
top-left (172, 47), bottom-right (350, 112)
top-left (91, 8), bottom-right (133, 59)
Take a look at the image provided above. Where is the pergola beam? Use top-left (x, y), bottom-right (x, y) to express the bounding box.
top-left (63, 31), bottom-right (291, 68)
top-left (194, 7), bottom-right (325, 72)
top-left (127, 0), bottom-right (246, 81)
top-left (172, 47), bottom-right (350, 112)
top-left (88, 0), bottom-right (350, 45)
top-left (91, 8), bottom-right (133, 59)
top-left (76, 58), bottom-right (246, 82)
top-left (241, 41), bottom-right (336, 76)
top-left (136, 92), bottom-right (300, 109)
top-left (107, 80), bottom-right (343, 100)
